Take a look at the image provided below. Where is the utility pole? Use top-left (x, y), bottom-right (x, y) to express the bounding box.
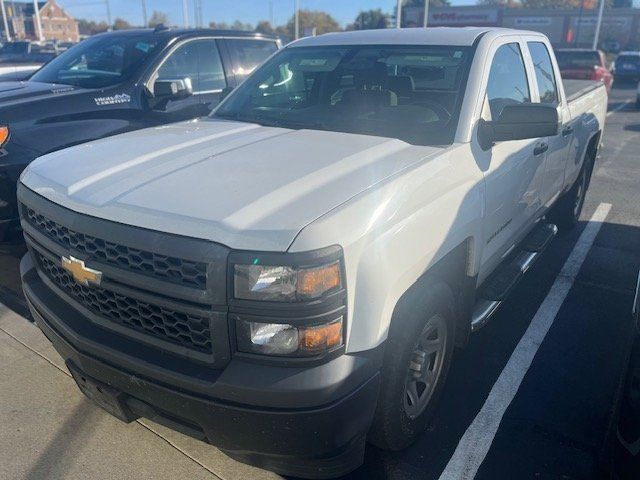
top-left (182, 0), bottom-right (189, 28)
top-left (105, 0), bottom-right (112, 28)
top-left (0, 0), bottom-right (11, 42)
top-left (269, 0), bottom-right (273, 26)
top-left (32, 0), bottom-right (43, 41)
top-left (141, 0), bottom-right (147, 27)
top-left (592, 0), bottom-right (605, 50)
top-left (396, 0), bottom-right (402, 28)
top-left (423, 0), bottom-right (428, 28)
top-left (294, 0), bottom-right (299, 39)
top-left (575, 0), bottom-right (584, 46)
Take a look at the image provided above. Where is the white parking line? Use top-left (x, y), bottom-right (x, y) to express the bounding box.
top-left (438, 202), bottom-right (612, 480)
top-left (607, 101), bottom-right (631, 117)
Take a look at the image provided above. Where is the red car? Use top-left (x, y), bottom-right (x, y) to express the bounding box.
top-left (556, 48), bottom-right (613, 92)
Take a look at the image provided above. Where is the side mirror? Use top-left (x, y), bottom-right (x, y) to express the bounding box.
top-left (479, 103), bottom-right (559, 149)
top-left (153, 77), bottom-right (193, 100)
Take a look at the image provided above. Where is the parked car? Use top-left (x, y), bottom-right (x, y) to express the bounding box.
top-left (0, 27), bottom-right (280, 244)
top-left (614, 51), bottom-right (640, 83)
top-left (556, 48), bottom-right (613, 92)
top-left (18, 28), bottom-right (607, 478)
top-left (0, 41), bottom-right (57, 64)
top-left (0, 64), bottom-right (41, 81)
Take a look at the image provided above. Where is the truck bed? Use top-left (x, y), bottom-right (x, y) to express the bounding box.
top-left (563, 79), bottom-right (603, 103)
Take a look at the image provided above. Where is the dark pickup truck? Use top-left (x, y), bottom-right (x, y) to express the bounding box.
top-left (0, 27), bottom-right (279, 243)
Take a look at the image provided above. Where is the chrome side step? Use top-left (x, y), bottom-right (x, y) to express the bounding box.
top-left (471, 223), bottom-right (558, 332)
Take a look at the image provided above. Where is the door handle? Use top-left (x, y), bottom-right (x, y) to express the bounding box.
top-left (562, 126), bottom-right (574, 137)
top-left (533, 143), bottom-right (549, 156)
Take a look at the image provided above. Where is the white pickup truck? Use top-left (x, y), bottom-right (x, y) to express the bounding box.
top-left (18, 27), bottom-right (606, 478)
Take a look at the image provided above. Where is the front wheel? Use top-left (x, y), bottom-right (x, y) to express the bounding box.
top-left (368, 283), bottom-right (455, 451)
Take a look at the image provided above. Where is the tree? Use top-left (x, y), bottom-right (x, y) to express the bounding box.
top-left (148, 11), bottom-right (169, 28)
top-left (209, 21), bottom-right (230, 29)
top-left (350, 9), bottom-right (390, 30)
top-left (285, 10), bottom-right (341, 38)
top-left (255, 20), bottom-right (275, 35)
top-left (231, 20), bottom-right (254, 31)
top-left (77, 19), bottom-right (109, 35)
top-left (112, 18), bottom-right (131, 30)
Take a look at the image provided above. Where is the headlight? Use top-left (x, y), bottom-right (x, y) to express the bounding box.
top-left (0, 126), bottom-right (9, 147)
top-left (233, 260), bottom-right (342, 302)
top-left (236, 316), bottom-right (343, 356)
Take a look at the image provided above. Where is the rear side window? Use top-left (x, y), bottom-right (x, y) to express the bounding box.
top-left (225, 39), bottom-right (278, 79)
top-left (486, 43), bottom-right (530, 118)
top-left (528, 42), bottom-right (558, 105)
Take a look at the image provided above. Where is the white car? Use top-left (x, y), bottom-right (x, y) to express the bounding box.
top-left (18, 27), bottom-right (607, 478)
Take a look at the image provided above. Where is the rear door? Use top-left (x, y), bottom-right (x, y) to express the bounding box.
top-left (524, 39), bottom-right (571, 207)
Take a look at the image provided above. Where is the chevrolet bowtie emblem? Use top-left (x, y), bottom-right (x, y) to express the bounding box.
top-left (61, 255), bottom-right (102, 287)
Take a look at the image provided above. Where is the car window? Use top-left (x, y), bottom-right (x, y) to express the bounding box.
top-left (214, 45), bottom-right (472, 146)
top-left (225, 39), bottom-right (278, 79)
top-left (486, 43), bottom-right (530, 118)
top-left (158, 39), bottom-right (226, 93)
top-left (30, 34), bottom-right (159, 88)
top-left (556, 50), bottom-right (601, 69)
top-left (528, 42), bottom-right (558, 105)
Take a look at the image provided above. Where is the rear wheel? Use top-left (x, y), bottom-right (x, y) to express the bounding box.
top-left (547, 157), bottom-right (590, 232)
top-left (369, 283), bottom-right (455, 451)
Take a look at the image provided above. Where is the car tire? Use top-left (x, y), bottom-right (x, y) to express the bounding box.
top-left (547, 160), bottom-right (589, 232)
top-left (368, 282), bottom-right (456, 451)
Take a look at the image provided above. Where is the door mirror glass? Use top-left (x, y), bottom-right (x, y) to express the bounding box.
top-left (153, 77), bottom-right (193, 100)
top-left (479, 104), bottom-right (558, 147)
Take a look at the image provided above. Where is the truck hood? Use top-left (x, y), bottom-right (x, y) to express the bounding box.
top-left (21, 118), bottom-right (441, 251)
top-left (0, 81), bottom-right (80, 103)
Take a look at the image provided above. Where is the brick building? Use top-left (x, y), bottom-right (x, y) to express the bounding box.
top-left (2, 0), bottom-right (79, 43)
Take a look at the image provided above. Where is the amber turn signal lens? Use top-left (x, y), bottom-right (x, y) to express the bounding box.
top-left (297, 262), bottom-right (341, 299)
top-left (0, 126), bottom-right (9, 147)
top-left (299, 317), bottom-right (343, 353)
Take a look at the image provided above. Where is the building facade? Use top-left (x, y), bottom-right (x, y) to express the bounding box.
top-left (2, 0), bottom-right (79, 43)
top-left (404, 5), bottom-right (640, 50)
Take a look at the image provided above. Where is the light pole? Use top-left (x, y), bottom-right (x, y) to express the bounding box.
top-left (294, 0), bottom-right (299, 39)
top-left (0, 0), bottom-right (11, 42)
top-left (592, 0), bottom-right (605, 50)
top-left (182, 0), bottom-right (189, 28)
top-left (141, 0), bottom-right (147, 27)
top-left (32, 0), bottom-right (43, 42)
top-left (423, 0), bottom-right (428, 28)
top-left (396, 0), bottom-right (402, 28)
top-left (105, 0), bottom-right (112, 28)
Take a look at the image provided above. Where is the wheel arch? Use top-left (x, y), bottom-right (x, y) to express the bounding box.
top-left (388, 238), bottom-right (476, 349)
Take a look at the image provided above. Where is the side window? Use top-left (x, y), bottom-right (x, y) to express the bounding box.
top-left (528, 42), bottom-right (558, 105)
top-left (157, 40), bottom-right (226, 93)
top-left (486, 43), bottom-right (530, 119)
top-left (225, 39), bottom-right (278, 79)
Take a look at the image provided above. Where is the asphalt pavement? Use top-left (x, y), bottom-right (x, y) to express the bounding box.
top-left (0, 85), bottom-right (639, 480)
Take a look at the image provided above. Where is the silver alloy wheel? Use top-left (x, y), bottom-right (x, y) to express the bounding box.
top-left (403, 314), bottom-right (447, 419)
top-left (573, 168), bottom-right (587, 219)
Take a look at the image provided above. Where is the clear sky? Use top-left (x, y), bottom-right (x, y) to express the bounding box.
top-left (57, 0), bottom-right (475, 28)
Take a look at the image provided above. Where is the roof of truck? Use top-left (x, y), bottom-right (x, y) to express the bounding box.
top-left (290, 27), bottom-right (533, 48)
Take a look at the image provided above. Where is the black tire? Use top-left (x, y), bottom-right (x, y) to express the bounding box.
top-left (547, 158), bottom-right (590, 232)
top-left (368, 282), bottom-right (456, 451)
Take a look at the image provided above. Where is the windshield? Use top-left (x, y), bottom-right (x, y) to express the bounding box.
top-left (556, 51), bottom-right (600, 69)
top-left (30, 34), bottom-right (160, 88)
top-left (214, 45), bottom-right (472, 146)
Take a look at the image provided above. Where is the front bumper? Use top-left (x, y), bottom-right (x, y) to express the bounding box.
top-left (21, 255), bottom-right (381, 478)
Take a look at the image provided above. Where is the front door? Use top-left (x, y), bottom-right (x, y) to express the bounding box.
top-left (477, 40), bottom-right (548, 281)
